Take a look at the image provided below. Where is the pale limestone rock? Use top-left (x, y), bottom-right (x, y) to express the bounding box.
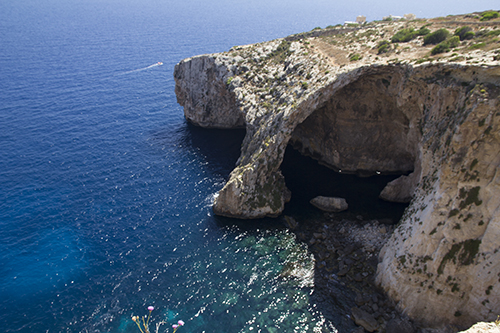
top-left (376, 89), bottom-right (500, 329)
top-left (174, 55), bottom-right (245, 128)
top-left (460, 322), bottom-right (500, 333)
top-left (174, 24), bottom-right (500, 329)
top-left (310, 196), bottom-right (348, 212)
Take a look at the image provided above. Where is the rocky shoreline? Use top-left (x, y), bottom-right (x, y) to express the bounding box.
top-left (286, 213), bottom-right (451, 333)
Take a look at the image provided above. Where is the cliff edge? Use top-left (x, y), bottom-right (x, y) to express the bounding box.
top-left (174, 12), bottom-right (500, 330)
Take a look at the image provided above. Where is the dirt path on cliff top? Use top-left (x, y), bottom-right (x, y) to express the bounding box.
top-left (310, 39), bottom-right (349, 66)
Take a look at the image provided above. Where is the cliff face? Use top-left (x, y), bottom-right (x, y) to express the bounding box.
top-left (174, 16), bottom-right (500, 329)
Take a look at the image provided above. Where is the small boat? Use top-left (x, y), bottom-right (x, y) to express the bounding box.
top-left (157, 62), bottom-right (163, 65)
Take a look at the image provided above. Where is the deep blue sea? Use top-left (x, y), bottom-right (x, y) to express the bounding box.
top-left (1, 0), bottom-right (497, 332)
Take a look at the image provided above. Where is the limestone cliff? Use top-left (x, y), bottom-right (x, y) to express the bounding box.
top-left (174, 13), bottom-right (500, 330)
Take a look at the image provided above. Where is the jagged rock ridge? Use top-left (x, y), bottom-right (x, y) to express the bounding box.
top-left (174, 14), bottom-right (500, 330)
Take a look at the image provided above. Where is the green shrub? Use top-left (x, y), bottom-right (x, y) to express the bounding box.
top-left (486, 30), bottom-right (500, 37)
top-left (392, 26), bottom-right (429, 43)
top-left (455, 26), bottom-right (475, 40)
top-left (431, 43), bottom-right (449, 55)
top-left (431, 36), bottom-right (460, 55)
top-left (417, 27), bottom-right (431, 36)
top-left (448, 36), bottom-right (460, 47)
top-left (424, 28), bottom-right (450, 45)
top-left (480, 11), bottom-right (499, 21)
top-left (392, 28), bottom-right (417, 43)
top-left (349, 53), bottom-right (362, 61)
top-left (377, 40), bottom-right (391, 54)
top-left (469, 42), bottom-right (486, 50)
top-left (463, 31), bottom-right (475, 40)
top-left (267, 40), bottom-right (292, 64)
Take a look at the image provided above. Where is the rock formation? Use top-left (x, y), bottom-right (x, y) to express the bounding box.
top-left (174, 13), bottom-right (500, 330)
top-left (310, 196), bottom-right (348, 212)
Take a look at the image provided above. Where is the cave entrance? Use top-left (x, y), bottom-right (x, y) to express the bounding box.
top-left (280, 145), bottom-right (409, 224)
top-left (281, 70), bottom-right (419, 224)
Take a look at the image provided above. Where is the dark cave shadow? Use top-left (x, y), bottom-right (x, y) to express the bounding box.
top-left (280, 145), bottom-right (409, 225)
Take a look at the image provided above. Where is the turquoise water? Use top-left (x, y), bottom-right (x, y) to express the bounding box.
top-left (1, 0), bottom-right (495, 332)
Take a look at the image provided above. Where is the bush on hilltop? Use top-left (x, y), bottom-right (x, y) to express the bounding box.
top-left (391, 26), bottom-right (431, 43)
top-left (480, 11), bottom-right (499, 21)
top-left (424, 28), bottom-right (450, 45)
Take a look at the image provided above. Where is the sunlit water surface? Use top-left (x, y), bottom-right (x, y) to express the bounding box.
top-left (0, 0), bottom-right (421, 332)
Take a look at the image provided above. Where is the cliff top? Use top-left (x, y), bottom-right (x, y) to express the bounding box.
top-left (225, 10), bottom-right (500, 69)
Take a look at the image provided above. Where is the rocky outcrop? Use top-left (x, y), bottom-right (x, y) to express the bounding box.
top-left (376, 83), bottom-right (500, 329)
top-left (174, 15), bottom-right (500, 330)
top-left (174, 55), bottom-right (245, 128)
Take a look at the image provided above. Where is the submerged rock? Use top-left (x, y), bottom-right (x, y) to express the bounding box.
top-left (310, 196), bottom-right (348, 212)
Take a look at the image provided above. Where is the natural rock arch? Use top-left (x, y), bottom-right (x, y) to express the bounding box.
top-left (289, 69), bottom-right (420, 177)
top-left (175, 46), bottom-right (500, 328)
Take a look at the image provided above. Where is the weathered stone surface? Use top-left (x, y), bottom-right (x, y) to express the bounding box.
top-left (376, 87), bottom-right (500, 329)
top-left (310, 196), bottom-right (348, 212)
top-left (460, 322), bottom-right (500, 333)
top-left (351, 307), bottom-right (379, 332)
top-left (174, 55), bottom-right (245, 129)
top-left (174, 16), bottom-right (500, 330)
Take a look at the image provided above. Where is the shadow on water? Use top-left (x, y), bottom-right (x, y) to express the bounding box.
top-left (184, 122), bottom-right (247, 177)
top-left (280, 145), bottom-right (409, 225)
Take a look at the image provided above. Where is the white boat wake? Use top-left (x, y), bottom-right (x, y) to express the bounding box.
top-left (118, 62), bottom-right (163, 75)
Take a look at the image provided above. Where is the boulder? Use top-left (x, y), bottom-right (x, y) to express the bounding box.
top-left (310, 196), bottom-right (348, 212)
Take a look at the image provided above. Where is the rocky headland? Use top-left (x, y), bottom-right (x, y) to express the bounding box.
top-left (174, 11), bottom-right (500, 331)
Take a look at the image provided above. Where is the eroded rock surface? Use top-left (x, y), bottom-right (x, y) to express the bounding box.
top-left (174, 15), bottom-right (500, 330)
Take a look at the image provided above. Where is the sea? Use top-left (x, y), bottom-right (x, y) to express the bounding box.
top-left (0, 0), bottom-right (494, 332)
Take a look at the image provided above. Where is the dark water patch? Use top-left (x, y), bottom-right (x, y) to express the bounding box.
top-left (281, 145), bottom-right (409, 224)
top-left (185, 123), bottom-right (247, 178)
